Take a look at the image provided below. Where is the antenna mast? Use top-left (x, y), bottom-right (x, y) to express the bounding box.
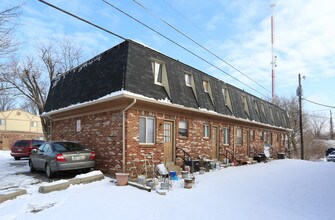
top-left (271, 2), bottom-right (276, 101)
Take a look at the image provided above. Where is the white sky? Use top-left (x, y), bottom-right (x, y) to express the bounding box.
top-left (1, 0), bottom-right (335, 118)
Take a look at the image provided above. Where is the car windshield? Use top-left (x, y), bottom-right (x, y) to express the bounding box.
top-left (53, 142), bottom-right (84, 152)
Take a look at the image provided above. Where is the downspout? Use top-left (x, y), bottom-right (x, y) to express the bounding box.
top-left (122, 99), bottom-right (137, 173)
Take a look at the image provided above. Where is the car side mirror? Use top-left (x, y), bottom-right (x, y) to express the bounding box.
top-left (31, 149), bottom-right (38, 154)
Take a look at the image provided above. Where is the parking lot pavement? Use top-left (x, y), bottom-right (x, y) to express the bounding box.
top-left (0, 152), bottom-right (78, 191)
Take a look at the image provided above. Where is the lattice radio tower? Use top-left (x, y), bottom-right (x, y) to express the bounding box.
top-left (271, 2), bottom-right (276, 101)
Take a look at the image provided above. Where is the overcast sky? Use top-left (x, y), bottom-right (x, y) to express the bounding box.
top-left (2, 0), bottom-right (335, 118)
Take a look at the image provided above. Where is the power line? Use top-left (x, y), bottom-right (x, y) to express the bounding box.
top-left (132, 0), bottom-right (271, 95)
top-left (302, 98), bottom-right (335, 109)
top-left (37, 0), bottom-right (126, 41)
top-left (102, 0), bottom-right (268, 97)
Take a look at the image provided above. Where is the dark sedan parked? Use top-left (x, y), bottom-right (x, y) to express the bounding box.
top-left (29, 141), bottom-right (96, 178)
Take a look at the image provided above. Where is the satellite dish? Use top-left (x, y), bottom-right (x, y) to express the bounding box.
top-left (264, 143), bottom-right (271, 158)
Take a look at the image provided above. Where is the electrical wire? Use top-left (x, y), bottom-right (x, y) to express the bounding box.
top-left (132, 0), bottom-right (271, 94)
top-left (37, 0), bottom-right (126, 41)
top-left (302, 98), bottom-right (335, 109)
top-left (102, 0), bottom-right (268, 97)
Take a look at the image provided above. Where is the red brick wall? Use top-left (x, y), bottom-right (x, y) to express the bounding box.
top-left (52, 110), bottom-right (123, 174)
top-left (51, 107), bottom-right (288, 175)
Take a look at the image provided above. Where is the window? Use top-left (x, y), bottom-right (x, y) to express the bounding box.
top-left (281, 134), bottom-right (285, 146)
top-left (261, 103), bottom-right (266, 116)
top-left (269, 107), bottom-right (274, 123)
top-left (276, 134), bottom-right (279, 143)
top-left (203, 124), bottom-right (210, 138)
top-left (223, 87), bottom-right (233, 112)
top-left (250, 129), bottom-right (254, 141)
top-left (76, 119), bottom-right (81, 132)
top-left (203, 81), bottom-right (209, 93)
top-left (151, 61), bottom-right (163, 85)
top-left (223, 127), bottom-right (230, 145)
top-left (0, 119), bottom-right (5, 126)
top-left (254, 100), bottom-right (259, 117)
top-left (260, 131), bottom-right (264, 141)
top-left (185, 73), bottom-right (191, 87)
top-left (31, 121), bottom-right (38, 128)
top-left (241, 95), bottom-right (250, 117)
top-left (139, 117), bottom-right (155, 144)
top-left (237, 128), bottom-right (242, 145)
top-left (264, 131), bottom-right (268, 143)
top-left (269, 132), bottom-right (273, 144)
top-left (178, 121), bottom-right (188, 137)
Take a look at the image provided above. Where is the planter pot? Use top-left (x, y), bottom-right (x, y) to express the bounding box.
top-left (184, 178), bottom-right (194, 189)
top-left (115, 173), bottom-right (129, 186)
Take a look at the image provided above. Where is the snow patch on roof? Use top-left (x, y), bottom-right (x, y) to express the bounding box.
top-left (51, 54), bottom-right (103, 89)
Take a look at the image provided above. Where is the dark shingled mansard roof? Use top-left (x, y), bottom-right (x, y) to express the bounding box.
top-left (44, 40), bottom-right (290, 129)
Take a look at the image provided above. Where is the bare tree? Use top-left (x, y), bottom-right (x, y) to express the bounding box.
top-left (272, 95), bottom-right (311, 158)
top-left (0, 91), bottom-right (15, 111)
top-left (0, 3), bottom-right (21, 60)
top-left (1, 38), bottom-right (83, 139)
top-left (20, 99), bottom-right (39, 114)
top-left (309, 113), bottom-right (327, 138)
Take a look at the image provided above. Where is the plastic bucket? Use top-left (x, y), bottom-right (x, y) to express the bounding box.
top-left (169, 171), bottom-right (178, 180)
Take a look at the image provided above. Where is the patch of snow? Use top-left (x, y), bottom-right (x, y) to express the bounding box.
top-left (1, 150), bottom-right (335, 219)
top-left (74, 170), bottom-right (103, 179)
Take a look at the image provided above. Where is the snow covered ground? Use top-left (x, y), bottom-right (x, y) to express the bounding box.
top-left (1, 150), bottom-right (334, 220)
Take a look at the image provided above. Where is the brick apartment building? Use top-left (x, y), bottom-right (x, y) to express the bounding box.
top-left (42, 40), bottom-right (291, 175)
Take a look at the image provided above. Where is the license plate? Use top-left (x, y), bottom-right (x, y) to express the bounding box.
top-left (71, 155), bottom-right (85, 161)
top-left (17, 148), bottom-right (22, 152)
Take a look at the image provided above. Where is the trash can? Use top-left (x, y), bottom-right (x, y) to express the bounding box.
top-left (277, 153), bottom-right (285, 159)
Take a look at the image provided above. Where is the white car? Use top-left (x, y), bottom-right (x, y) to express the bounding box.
top-left (326, 151), bottom-right (335, 162)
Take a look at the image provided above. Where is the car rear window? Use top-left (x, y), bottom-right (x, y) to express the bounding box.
top-left (14, 140), bottom-right (29, 147)
top-left (32, 140), bottom-right (45, 146)
top-left (53, 142), bottom-right (84, 152)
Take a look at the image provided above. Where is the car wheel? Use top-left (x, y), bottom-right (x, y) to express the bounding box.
top-left (14, 157), bottom-right (20, 160)
top-left (45, 163), bottom-right (53, 178)
top-left (29, 160), bottom-right (36, 172)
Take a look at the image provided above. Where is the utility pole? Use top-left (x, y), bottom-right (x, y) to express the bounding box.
top-left (330, 110), bottom-right (334, 140)
top-left (297, 73), bottom-right (304, 160)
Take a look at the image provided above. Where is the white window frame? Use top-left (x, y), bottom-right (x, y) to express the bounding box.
top-left (203, 81), bottom-right (209, 93)
top-left (237, 127), bottom-right (242, 146)
top-left (223, 87), bottom-right (233, 113)
top-left (260, 130), bottom-right (264, 141)
top-left (185, 73), bottom-right (191, 87)
top-left (178, 120), bottom-right (188, 137)
top-left (31, 121), bottom-right (38, 128)
top-left (152, 61), bottom-right (163, 85)
top-left (139, 117), bottom-right (155, 144)
top-left (76, 119), bottom-right (81, 132)
top-left (0, 119), bottom-right (5, 126)
top-left (203, 124), bottom-right (210, 138)
top-left (223, 127), bottom-right (230, 145)
top-left (250, 129), bottom-right (254, 141)
top-left (264, 131), bottom-right (268, 143)
top-left (241, 95), bottom-right (250, 117)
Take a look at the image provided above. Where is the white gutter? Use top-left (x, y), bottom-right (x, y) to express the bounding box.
top-left (122, 99), bottom-right (137, 173)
